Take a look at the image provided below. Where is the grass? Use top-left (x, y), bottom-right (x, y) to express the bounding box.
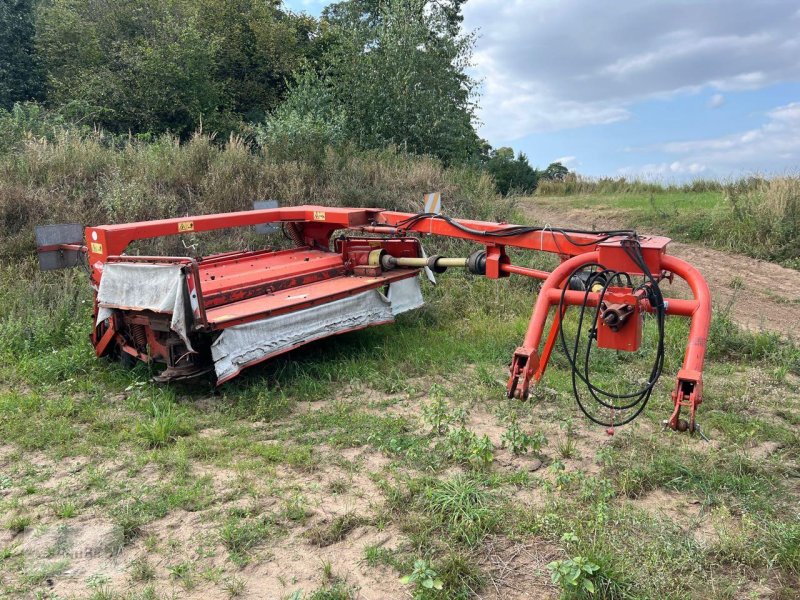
top-left (423, 475), bottom-right (499, 546)
top-left (0, 139), bottom-right (798, 596)
top-left (304, 513), bottom-right (364, 547)
top-left (219, 513), bottom-right (280, 565)
top-left (1, 272), bottom-right (798, 597)
top-left (533, 174), bottom-right (800, 267)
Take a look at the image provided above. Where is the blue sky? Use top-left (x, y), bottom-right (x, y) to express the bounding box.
top-left (285, 0), bottom-right (800, 179)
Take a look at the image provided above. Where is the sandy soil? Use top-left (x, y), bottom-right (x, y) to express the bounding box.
top-left (518, 198), bottom-right (800, 336)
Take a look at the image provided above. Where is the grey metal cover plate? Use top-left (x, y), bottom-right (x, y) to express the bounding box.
top-left (35, 223), bottom-right (84, 270)
top-left (253, 200), bottom-right (280, 234)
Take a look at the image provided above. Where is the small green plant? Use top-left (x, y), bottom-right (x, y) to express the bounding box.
top-left (547, 556), bottom-right (600, 596)
top-left (129, 556), bottom-right (155, 582)
top-left (468, 434), bottom-right (494, 469)
top-left (168, 561), bottom-right (190, 578)
top-left (283, 494), bottom-right (311, 523)
top-left (167, 560), bottom-right (196, 589)
top-left (500, 415), bottom-right (547, 455)
top-left (557, 420), bottom-right (578, 459)
top-left (729, 275), bottom-right (745, 290)
top-left (445, 426), bottom-right (494, 469)
top-left (54, 500), bottom-right (77, 519)
top-left (422, 391), bottom-right (467, 435)
top-left (423, 395), bottom-right (451, 435)
top-left (362, 544), bottom-right (395, 568)
top-left (400, 559), bottom-right (443, 598)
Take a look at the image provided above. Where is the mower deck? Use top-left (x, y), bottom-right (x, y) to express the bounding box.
top-left (203, 261), bottom-right (419, 328)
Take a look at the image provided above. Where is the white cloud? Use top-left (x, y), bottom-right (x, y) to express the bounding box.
top-left (464, 0), bottom-right (800, 143)
top-left (654, 102), bottom-right (800, 171)
top-left (708, 94), bottom-right (725, 109)
top-left (470, 49), bottom-right (629, 140)
top-left (619, 161), bottom-right (708, 177)
top-left (553, 156), bottom-right (577, 166)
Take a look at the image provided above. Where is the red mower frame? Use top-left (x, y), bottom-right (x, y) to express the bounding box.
top-left (47, 205), bottom-right (711, 432)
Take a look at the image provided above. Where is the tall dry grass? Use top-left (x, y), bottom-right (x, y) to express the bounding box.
top-left (535, 173), bottom-right (724, 196)
top-left (721, 176), bottom-right (800, 264)
top-left (0, 130), bottom-right (508, 261)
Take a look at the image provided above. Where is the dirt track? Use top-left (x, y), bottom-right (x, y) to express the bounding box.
top-left (519, 198), bottom-right (800, 336)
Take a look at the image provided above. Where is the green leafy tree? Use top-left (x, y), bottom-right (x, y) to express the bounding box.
top-left (541, 161), bottom-right (570, 181)
top-left (34, 0), bottom-right (314, 135)
top-left (486, 147), bottom-right (539, 195)
top-left (318, 0), bottom-right (481, 163)
top-left (0, 0), bottom-right (43, 109)
top-left (255, 68), bottom-right (347, 162)
top-left (192, 0), bottom-right (316, 123)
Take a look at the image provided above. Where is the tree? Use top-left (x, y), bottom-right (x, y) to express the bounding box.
top-left (192, 0), bottom-right (317, 123)
top-left (256, 69), bottom-right (347, 163)
top-left (317, 0), bottom-right (482, 164)
top-left (486, 147), bottom-right (538, 196)
top-left (0, 0), bottom-right (43, 109)
top-left (34, 0), bottom-right (314, 135)
top-left (541, 161), bottom-right (569, 181)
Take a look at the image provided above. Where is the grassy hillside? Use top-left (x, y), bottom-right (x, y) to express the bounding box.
top-left (534, 176), bottom-right (800, 268)
top-left (0, 136), bottom-right (798, 599)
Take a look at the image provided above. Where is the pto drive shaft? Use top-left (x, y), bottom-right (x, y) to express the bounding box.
top-left (369, 249), bottom-right (470, 274)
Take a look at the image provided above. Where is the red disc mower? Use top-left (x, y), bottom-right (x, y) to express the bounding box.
top-left (36, 204), bottom-right (711, 432)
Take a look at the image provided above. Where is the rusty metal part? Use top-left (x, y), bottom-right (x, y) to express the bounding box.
top-left (130, 323), bottom-right (147, 351)
top-left (599, 301), bottom-right (634, 331)
top-left (285, 222), bottom-right (304, 246)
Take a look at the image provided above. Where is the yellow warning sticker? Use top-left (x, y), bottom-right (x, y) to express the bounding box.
top-left (178, 221), bottom-right (195, 232)
top-left (313, 211), bottom-right (326, 221)
top-left (90, 242), bottom-right (103, 254)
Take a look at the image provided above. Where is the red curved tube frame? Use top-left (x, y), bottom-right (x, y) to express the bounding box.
top-left (504, 252), bottom-right (712, 430)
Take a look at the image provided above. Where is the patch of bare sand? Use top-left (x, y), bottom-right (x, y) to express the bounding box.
top-left (17, 518), bottom-right (130, 597)
top-left (241, 525), bottom-right (405, 600)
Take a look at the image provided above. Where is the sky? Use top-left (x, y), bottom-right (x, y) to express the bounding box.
top-left (285, 0), bottom-right (800, 179)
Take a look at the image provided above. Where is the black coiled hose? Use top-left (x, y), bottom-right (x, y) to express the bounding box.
top-left (557, 240), bottom-right (667, 427)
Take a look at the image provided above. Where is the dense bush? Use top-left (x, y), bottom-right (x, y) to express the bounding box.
top-left (0, 0), bottom-right (43, 109)
top-left (485, 147), bottom-right (538, 196)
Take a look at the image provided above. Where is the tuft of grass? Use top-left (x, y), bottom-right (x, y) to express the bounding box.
top-left (223, 576), bottom-right (246, 597)
top-left (6, 515), bottom-right (31, 534)
top-left (137, 401), bottom-right (194, 448)
top-left (436, 552), bottom-right (486, 600)
top-left (304, 513), bottom-right (363, 547)
top-left (423, 475), bottom-right (498, 546)
top-left (219, 514), bottom-right (278, 565)
top-left (305, 581), bottom-right (358, 600)
top-left (53, 500), bottom-right (78, 519)
top-left (129, 556), bottom-right (155, 582)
